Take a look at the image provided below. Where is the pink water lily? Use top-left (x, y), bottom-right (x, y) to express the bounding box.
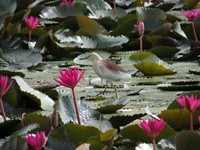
top-left (176, 95), bottom-right (200, 112)
top-left (181, 9), bottom-right (200, 42)
top-left (54, 67), bottom-right (85, 125)
top-left (181, 9), bottom-right (200, 21)
top-left (134, 21), bottom-right (145, 51)
top-left (134, 21), bottom-right (145, 37)
top-left (0, 76), bottom-right (13, 98)
top-left (139, 118), bottom-right (166, 139)
top-left (139, 118), bottom-right (166, 150)
top-left (23, 131), bottom-right (46, 150)
top-left (25, 16), bottom-right (40, 30)
top-left (59, 0), bottom-right (74, 6)
top-left (0, 76), bottom-right (13, 121)
top-left (54, 67), bottom-right (85, 89)
top-left (177, 95), bottom-right (200, 131)
top-left (25, 16), bottom-right (40, 41)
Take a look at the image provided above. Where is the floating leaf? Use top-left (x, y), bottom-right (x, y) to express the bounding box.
top-left (57, 92), bottom-right (112, 131)
top-left (39, 4), bottom-right (87, 19)
top-left (172, 22), bottom-right (187, 39)
top-left (158, 109), bottom-right (200, 130)
top-left (0, 135), bottom-right (28, 150)
top-left (58, 34), bottom-right (129, 49)
top-left (157, 83), bottom-right (200, 91)
top-left (22, 113), bottom-right (52, 134)
top-left (175, 131), bottom-right (200, 150)
top-left (189, 69), bottom-right (200, 75)
top-left (109, 114), bottom-right (145, 130)
top-left (76, 16), bottom-right (108, 36)
top-left (0, 0), bottom-right (17, 37)
top-left (129, 52), bottom-right (176, 75)
top-left (0, 119), bottom-right (21, 138)
top-left (13, 124), bottom-right (39, 136)
top-left (46, 123), bottom-right (102, 150)
top-left (150, 46), bottom-right (179, 58)
top-left (0, 36), bottom-right (42, 71)
top-left (12, 76), bottom-right (54, 111)
top-left (93, 96), bottom-right (131, 113)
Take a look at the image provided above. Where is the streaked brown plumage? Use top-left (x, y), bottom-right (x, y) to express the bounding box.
top-left (88, 52), bottom-right (131, 98)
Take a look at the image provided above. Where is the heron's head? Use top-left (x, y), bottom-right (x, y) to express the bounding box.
top-left (88, 53), bottom-right (103, 62)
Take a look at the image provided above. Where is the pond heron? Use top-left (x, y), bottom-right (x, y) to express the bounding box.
top-left (87, 52), bottom-right (131, 99)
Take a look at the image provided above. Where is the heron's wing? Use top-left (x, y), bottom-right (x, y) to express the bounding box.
top-left (98, 60), bottom-right (130, 81)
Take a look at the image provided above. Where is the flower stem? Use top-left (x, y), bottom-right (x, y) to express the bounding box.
top-left (72, 88), bottom-right (81, 125)
top-left (29, 29), bottom-right (32, 41)
top-left (152, 139), bottom-right (156, 150)
top-left (190, 111), bottom-right (193, 131)
top-left (140, 35), bottom-right (143, 51)
top-left (0, 98), bottom-right (6, 121)
top-left (191, 22), bottom-right (198, 42)
top-left (113, 0), bottom-right (116, 16)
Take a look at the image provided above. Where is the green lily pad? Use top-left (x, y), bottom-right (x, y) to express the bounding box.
top-left (175, 131), bottom-right (200, 150)
top-left (109, 114), bottom-right (145, 130)
top-left (129, 52), bottom-right (176, 75)
top-left (0, 119), bottom-right (21, 138)
top-left (0, 135), bottom-right (28, 150)
top-left (158, 109), bottom-right (200, 131)
top-left (189, 69), bottom-right (200, 75)
top-left (46, 123), bottom-right (101, 150)
top-left (12, 76), bottom-right (54, 111)
top-left (150, 46), bottom-right (179, 58)
top-left (57, 92), bottom-right (113, 131)
top-left (94, 96), bottom-right (131, 114)
top-left (157, 83), bottom-right (200, 91)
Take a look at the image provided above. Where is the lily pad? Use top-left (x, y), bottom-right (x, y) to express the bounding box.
top-left (94, 96), bottom-right (131, 113)
top-left (12, 76), bottom-right (54, 111)
top-left (57, 92), bottom-right (113, 131)
top-left (46, 123), bottom-right (102, 150)
top-left (157, 83), bottom-right (200, 91)
top-left (175, 131), bottom-right (200, 150)
top-left (158, 109), bottom-right (200, 131)
top-left (129, 52), bottom-right (176, 75)
top-left (150, 46), bottom-right (179, 58)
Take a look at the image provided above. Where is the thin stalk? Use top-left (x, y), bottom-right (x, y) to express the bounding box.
top-left (140, 35), bottom-right (143, 51)
top-left (113, 0), bottom-right (116, 16)
top-left (0, 98), bottom-right (6, 121)
top-left (191, 22), bottom-right (198, 42)
top-left (190, 111), bottom-right (193, 131)
top-left (72, 88), bottom-right (81, 125)
top-left (29, 29), bottom-right (32, 41)
top-left (152, 139), bottom-right (156, 150)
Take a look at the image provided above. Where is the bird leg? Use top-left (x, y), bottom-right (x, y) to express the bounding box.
top-left (109, 81), bottom-right (119, 99)
top-left (114, 86), bottom-right (118, 99)
top-left (96, 81), bottom-right (108, 96)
